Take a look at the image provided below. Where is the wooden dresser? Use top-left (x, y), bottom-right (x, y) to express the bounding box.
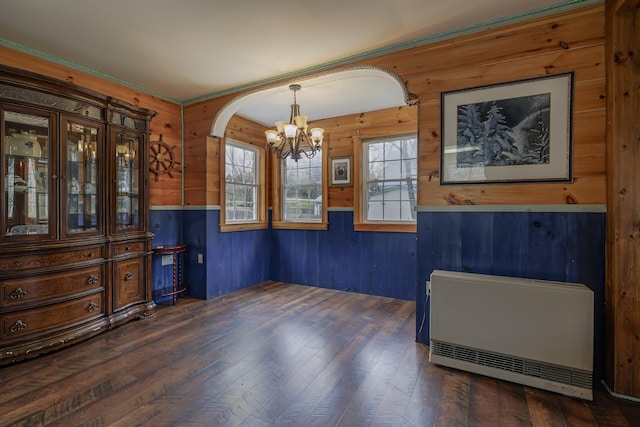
top-left (0, 65), bottom-right (156, 365)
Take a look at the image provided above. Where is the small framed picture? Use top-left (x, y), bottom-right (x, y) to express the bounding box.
top-left (330, 156), bottom-right (352, 187)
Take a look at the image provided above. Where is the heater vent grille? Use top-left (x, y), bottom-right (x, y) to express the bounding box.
top-left (431, 340), bottom-right (592, 390)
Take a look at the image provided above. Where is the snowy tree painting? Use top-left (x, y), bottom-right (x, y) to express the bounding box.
top-left (455, 93), bottom-right (551, 168)
top-left (441, 73), bottom-right (572, 184)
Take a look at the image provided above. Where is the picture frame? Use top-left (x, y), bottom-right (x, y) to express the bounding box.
top-left (440, 72), bottom-right (573, 185)
top-left (329, 156), bottom-right (352, 187)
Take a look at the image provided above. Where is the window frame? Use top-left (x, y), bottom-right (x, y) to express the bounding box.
top-left (271, 147), bottom-right (328, 230)
top-left (354, 133), bottom-right (417, 233)
top-left (220, 138), bottom-right (267, 232)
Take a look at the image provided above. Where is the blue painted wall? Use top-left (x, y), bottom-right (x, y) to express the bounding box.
top-left (151, 206), bottom-right (606, 378)
top-left (415, 210), bottom-right (606, 379)
top-left (150, 209), bottom-right (184, 304)
top-left (270, 210), bottom-right (416, 300)
top-left (152, 208), bottom-right (416, 302)
top-left (159, 209), bottom-right (271, 300)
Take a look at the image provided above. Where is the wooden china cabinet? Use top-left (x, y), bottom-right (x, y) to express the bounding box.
top-left (0, 65), bottom-right (156, 365)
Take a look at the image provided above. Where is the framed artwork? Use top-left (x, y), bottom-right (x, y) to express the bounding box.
top-left (440, 72), bottom-right (573, 185)
top-left (330, 156), bottom-right (352, 186)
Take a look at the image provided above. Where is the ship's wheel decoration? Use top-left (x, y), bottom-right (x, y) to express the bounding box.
top-left (149, 135), bottom-right (181, 181)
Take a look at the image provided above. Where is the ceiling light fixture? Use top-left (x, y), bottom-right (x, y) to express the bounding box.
top-left (264, 84), bottom-right (324, 161)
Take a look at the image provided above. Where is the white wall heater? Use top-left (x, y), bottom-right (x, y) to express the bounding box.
top-left (429, 270), bottom-right (594, 400)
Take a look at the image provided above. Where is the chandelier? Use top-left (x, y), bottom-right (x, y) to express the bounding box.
top-left (264, 84), bottom-right (324, 161)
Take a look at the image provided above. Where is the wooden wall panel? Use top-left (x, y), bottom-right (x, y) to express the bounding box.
top-left (147, 97), bottom-right (182, 207)
top-left (309, 106), bottom-right (418, 209)
top-left (211, 104), bottom-right (418, 210)
top-left (605, 0), bottom-right (640, 399)
top-left (205, 136), bottom-right (220, 207)
top-left (409, 46), bottom-right (605, 100)
top-left (149, 131), bottom-right (183, 206)
top-left (225, 115), bottom-right (267, 145)
top-left (0, 45), bottom-right (183, 207)
top-left (409, 46), bottom-right (605, 206)
top-left (182, 5), bottom-right (605, 209)
top-left (183, 96), bottom-right (234, 207)
top-left (366, 5), bottom-right (604, 80)
top-left (183, 132), bottom-right (207, 207)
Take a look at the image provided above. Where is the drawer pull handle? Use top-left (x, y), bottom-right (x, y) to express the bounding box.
top-left (87, 274), bottom-right (99, 285)
top-left (125, 246), bottom-right (131, 251)
top-left (87, 302), bottom-right (99, 312)
top-left (9, 288), bottom-right (27, 300)
top-left (14, 261), bottom-right (22, 268)
top-left (10, 320), bottom-right (27, 333)
top-left (124, 272), bottom-right (135, 281)
top-left (88, 252), bottom-right (95, 258)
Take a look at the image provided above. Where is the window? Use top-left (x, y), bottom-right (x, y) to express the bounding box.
top-left (221, 139), bottom-right (266, 231)
top-left (358, 134), bottom-right (417, 229)
top-left (271, 148), bottom-right (327, 230)
top-left (282, 156), bottom-right (322, 222)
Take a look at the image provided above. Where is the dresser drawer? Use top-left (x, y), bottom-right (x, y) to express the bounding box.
top-left (0, 293), bottom-right (103, 340)
top-left (0, 266), bottom-right (103, 308)
top-left (0, 247), bottom-right (103, 272)
top-left (113, 241), bottom-right (146, 257)
top-left (113, 257), bottom-right (145, 310)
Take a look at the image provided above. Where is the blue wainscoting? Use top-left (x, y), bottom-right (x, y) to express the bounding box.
top-left (154, 208), bottom-right (416, 302)
top-left (415, 210), bottom-right (606, 379)
top-left (270, 210), bottom-right (417, 301)
top-left (150, 209), bottom-right (184, 303)
top-left (181, 209), bottom-right (209, 299)
top-left (180, 208), bottom-right (271, 299)
top-left (152, 206), bottom-right (605, 377)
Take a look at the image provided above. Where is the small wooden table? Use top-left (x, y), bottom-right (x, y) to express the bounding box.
top-left (152, 243), bottom-right (187, 305)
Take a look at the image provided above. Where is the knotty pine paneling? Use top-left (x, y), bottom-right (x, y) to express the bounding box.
top-left (412, 50), bottom-right (605, 205)
top-left (407, 45), bottom-right (605, 100)
top-left (416, 79), bottom-right (605, 206)
top-left (366, 4), bottom-right (604, 81)
top-left (311, 106), bottom-right (417, 209)
top-left (604, 0), bottom-right (640, 398)
top-left (0, 45), bottom-right (183, 207)
top-left (182, 5), bottom-right (605, 209)
top-left (149, 131), bottom-right (183, 206)
top-left (226, 115), bottom-right (267, 146)
top-left (183, 97), bottom-right (234, 207)
top-left (214, 105), bottom-right (418, 210)
top-left (185, 115), bottom-right (269, 208)
top-left (205, 136), bottom-right (220, 207)
top-left (419, 176), bottom-right (606, 206)
top-left (183, 132), bottom-right (208, 207)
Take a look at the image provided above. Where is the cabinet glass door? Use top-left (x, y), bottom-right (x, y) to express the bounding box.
top-left (2, 109), bottom-right (52, 238)
top-left (114, 132), bottom-right (140, 231)
top-left (63, 118), bottom-right (101, 235)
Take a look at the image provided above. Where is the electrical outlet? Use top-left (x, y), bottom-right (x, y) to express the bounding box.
top-left (197, 253), bottom-right (203, 264)
top-left (161, 255), bottom-right (173, 266)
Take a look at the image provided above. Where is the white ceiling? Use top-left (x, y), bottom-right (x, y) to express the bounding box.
top-left (0, 0), bottom-right (592, 126)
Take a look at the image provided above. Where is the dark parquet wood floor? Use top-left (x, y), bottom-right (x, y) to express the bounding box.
top-left (1, 282), bottom-right (639, 426)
